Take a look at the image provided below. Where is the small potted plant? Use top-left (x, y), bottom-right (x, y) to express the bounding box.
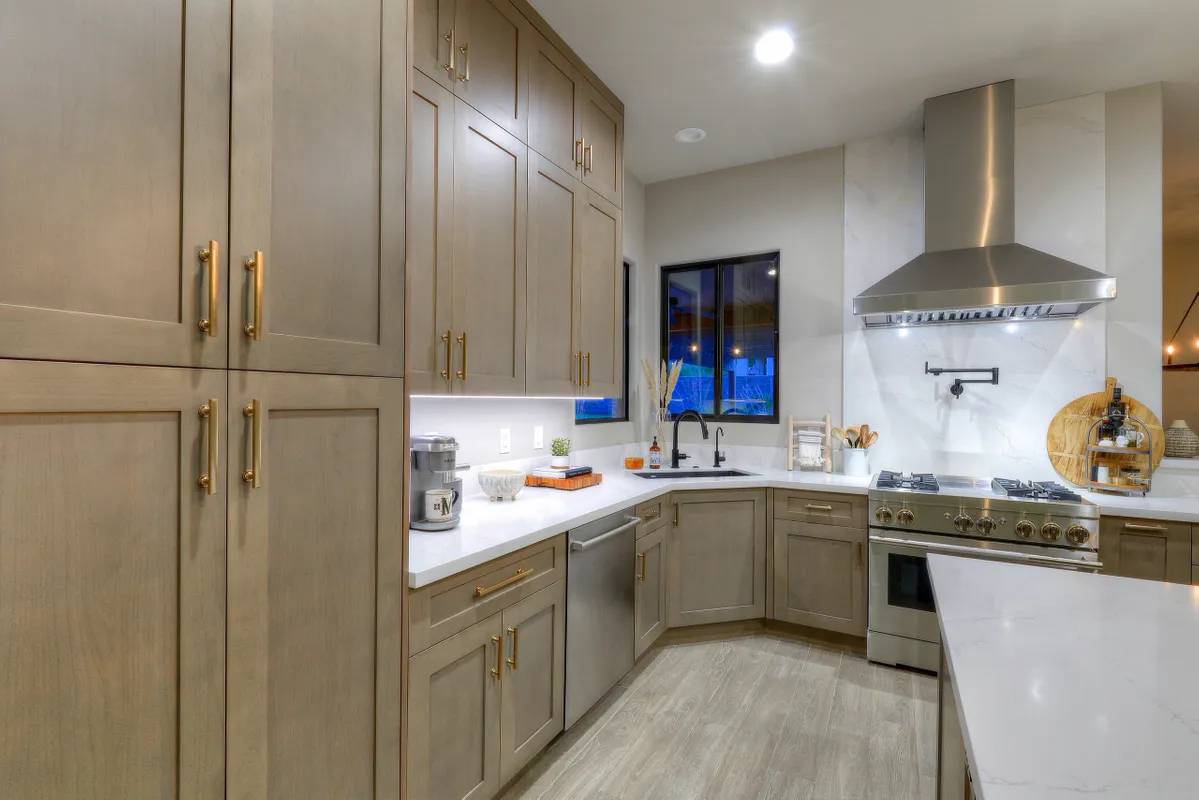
top-left (550, 436), bottom-right (572, 469)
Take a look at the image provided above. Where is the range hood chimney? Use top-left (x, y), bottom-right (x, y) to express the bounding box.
top-left (852, 80), bottom-right (1117, 328)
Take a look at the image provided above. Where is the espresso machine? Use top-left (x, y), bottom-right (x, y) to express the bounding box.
top-left (410, 433), bottom-right (469, 531)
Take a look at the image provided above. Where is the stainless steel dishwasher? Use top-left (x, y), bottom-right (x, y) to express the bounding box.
top-left (565, 508), bottom-right (639, 728)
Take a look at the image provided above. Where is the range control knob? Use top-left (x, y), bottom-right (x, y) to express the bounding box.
top-left (976, 516), bottom-right (996, 535)
top-left (953, 514), bottom-right (975, 533)
top-left (1066, 525), bottom-right (1091, 545)
top-left (1015, 520), bottom-right (1036, 539)
top-left (1041, 522), bottom-right (1063, 542)
top-left (896, 507), bottom-right (915, 525)
top-left (875, 506), bottom-right (894, 524)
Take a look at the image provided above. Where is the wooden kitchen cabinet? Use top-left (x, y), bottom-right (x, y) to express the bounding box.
top-left (451, 100), bottom-right (528, 395)
top-left (0, 0), bottom-right (230, 368)
top-left (229, 0), bottom-right (406, 377)
top-left (636, 525), bottom-right (669, 658)
top-left (528, 31), bottom-right (585, 175)
top-left (575, 190), bottom-right (624, 398)
top-left (579, 82), bottom-right (623, 207)
top-left (772, 519), bottom-right (868, 636)
top-left (1100, 516), bottom-right (1192, 584)
top-left (408, 579), bottom-right (566, 799)
top-left (0, 361), bottom-right (226, 799)
top-left (225, 371), bottom-right (404, 800)
top-left (669, 490), bottom-right (768, 627)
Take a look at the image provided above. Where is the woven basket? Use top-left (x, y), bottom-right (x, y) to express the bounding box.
top-left (1165, 420), bottom-right (1199, 458)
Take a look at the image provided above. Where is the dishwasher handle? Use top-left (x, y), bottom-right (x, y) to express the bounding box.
top-left (569, 517), bottom-right (641, 551)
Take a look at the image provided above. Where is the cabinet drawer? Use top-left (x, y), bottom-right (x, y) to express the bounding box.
top-left (1099, 517), bottom-right (1191, 585)
top-left (409, 535), bottom-right (566, 654)
top-left (635, 495), bottom-right (669, 538)
top-left (773, 489), bottom-right (865, 528)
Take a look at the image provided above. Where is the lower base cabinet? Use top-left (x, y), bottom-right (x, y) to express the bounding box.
top-left (408, 580), bottom-right (565, 800)
top-left (772, 519), bottom-right (867, 636)
top-left (1100, 517), bottom-right (1192, 584)
top-left (635, 525), bottom-right (667, 658)
top-left (668, 489), bottom-right (768, 627)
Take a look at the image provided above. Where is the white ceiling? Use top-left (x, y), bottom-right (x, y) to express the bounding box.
top-left (529, 0), bottom-right (1199, 184)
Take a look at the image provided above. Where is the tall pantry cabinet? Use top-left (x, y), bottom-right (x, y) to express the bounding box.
top-left (0, 1), bottom-right (407, 798)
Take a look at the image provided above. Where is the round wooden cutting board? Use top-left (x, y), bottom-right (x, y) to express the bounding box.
top-left (1046, 390), bottom-right (1164, 487)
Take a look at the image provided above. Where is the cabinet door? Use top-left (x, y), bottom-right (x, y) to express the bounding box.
top-left (0, 0), bottom-right (229, 367)
top-left (230, 0), bottom-right (406, 377)
top-left (526, 153), bottom-right (584, 395)
top-left (773, 520), bottom-right (867, 636)
top-left (408, 616), bottom-right (503, 800)
top-left (408, 71), bottom-right (457, 394)
top-left (669, 490), bottom-right (768, 627)
top-left (0, 361), bottom-right (225, 800)
top-left (528, 32), bottom-right (584, 175)
top-left (1100, 517), bottom-right (1192, 584)
top-left (455, 0), bottom-right (529, 141)
top-left (635, 526), bottom-right (668, 658)
top-left (413, 0), bottom-right (458, 89)
top-left (500, 581), bottom-right (566, 784)
top-left (580, 83), bottom-right (623, 207)
top-left (576, 190), bottom-right (623, 398)
top-left (452, 101), bottom-right (528, 395)
top-left (226, 372), bottom-right (404, 800)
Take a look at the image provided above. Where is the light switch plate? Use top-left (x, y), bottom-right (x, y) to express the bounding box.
top-left (533, 425), bottom-right (544, 449)
top-left (499, 427), bottom-right (511, 454)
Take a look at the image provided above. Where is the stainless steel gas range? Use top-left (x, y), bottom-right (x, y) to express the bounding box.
top-left (867, 470), bottom-right (1101, 673)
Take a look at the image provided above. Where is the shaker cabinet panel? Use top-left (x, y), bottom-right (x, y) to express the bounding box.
top-left (1100, 517), bottom-right (1192, 584)
top-left (413, 0), bottom-right (459, 90)
top-left (230, 0), bottom-right (406, 377)
top-left (528, 33), bottom-right (584, 175)
top-left (773, 520), bottom-right (867, 636)
top-left (580, 83), bottom-right (623, 208)
top-left (408, 72), bottom-right (457, 394)
top-left (526, 153), bottom-right (583, 395)
top-left (576, 190), bottom-right (623, 399)
top-left (0, 361), bottom-right (226, 800)
top-left (455, 0), bottom-right (530, 142)
top-left (635, 526), bottom-right (668, 658)
top-left (0, 0), bottom-right (230, 368)
top-left (451, 101), bottom-right (528, 395)
top-left (225, 372), bottom-right (404, 800)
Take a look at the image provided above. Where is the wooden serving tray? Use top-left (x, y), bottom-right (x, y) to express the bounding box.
top-left (1046, 385), bottom-right (1163, 487)
top-left (524, 472), bottom-right (603, 491)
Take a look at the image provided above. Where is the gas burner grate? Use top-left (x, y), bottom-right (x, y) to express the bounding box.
top-left (876, 471), bottom-right (940, 492)
top-left (991, 478), bottom-right (1082, 503)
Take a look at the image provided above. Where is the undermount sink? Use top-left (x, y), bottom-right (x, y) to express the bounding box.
top-left (633, 469), bottom-right (756, 479)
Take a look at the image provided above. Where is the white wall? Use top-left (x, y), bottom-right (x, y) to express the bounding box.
top-left (642, 147), bottom-right (846, 448)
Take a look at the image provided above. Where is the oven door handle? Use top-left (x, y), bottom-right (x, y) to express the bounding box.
top-left (868, 534), bottom-right (1103, 572)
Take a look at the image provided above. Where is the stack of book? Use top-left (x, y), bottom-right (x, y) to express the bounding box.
top-left (529, 465), bottom-right (592, 479)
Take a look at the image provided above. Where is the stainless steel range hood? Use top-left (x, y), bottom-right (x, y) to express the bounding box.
top-left (853, 81), bottom-right (1117, 328)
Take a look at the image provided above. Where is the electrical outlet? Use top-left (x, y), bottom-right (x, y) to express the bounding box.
top-left (499, 427), bottom-right (511, 454)
top-left (533, 425), bottom-right (544, 449)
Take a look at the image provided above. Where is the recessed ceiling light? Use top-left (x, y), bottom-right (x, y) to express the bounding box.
top-left (674, 127), bottom-right (706, 144)
top-left (754, 29), bottom-right (794, 65)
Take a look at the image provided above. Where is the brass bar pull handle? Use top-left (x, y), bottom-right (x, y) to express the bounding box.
top-left (440, 330), bottom-right (453, 383)
top-left (474, 566), bottom-right (533, 598)
top-left (441, 28), bottom-right (456, 76)
top-left (575, 352), bottom-right (583, 385)
top-left (242, 399), bottom-right (262, 488)
top-left (490, 635), bottom-right (502, 680)
top-left (244, 250), bottom-right (264, 340)
top-left (673, 503), bottom-right (679, 527)
top-left (584, 143), bottom-right (593, 174)
top-left (458, 42), bottom-right (470, 82)
top-left (456, 332), bottom-right (468, 381)
top-left (575, 138), bottom-right (584, 169)
top-left (1123, 523), bottom-right (1167, 534)
top-left (806, 503), bottom-right (834, 512)
top-left (585, 352), bottom-right (592, 386)
top-left (198, 240), bottom-right (219, 336)
top-left (637, 552), bottom-right (647, 582)
top-left (197, 398), bottom-right (219, 495)
top-left (506, 626), bottom-right (518, 669)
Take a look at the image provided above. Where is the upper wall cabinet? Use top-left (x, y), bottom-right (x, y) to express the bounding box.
top-left (230, 0), bottom-right (406, 377)
top-left (576, 190), bottom-right (623, 398)
top-left (528, 32), bottom-right (584, 176)
top-left (414, 0), bottom-right (530, 142)
top-left (580, 83), bottom-right (623, 208)
top-left (0, 0), bottom-right (231, 368)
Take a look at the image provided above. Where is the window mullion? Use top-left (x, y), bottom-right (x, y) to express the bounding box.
top-left (714, 264), bottom-right (724, 419)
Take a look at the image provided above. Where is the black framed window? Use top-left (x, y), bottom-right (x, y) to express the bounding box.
top-left (576, 261), bottom-right (631, 423)
top-left (660, 252), bottom-right (779, 423)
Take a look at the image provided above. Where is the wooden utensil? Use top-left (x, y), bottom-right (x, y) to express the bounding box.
top-left (846, 426), bottom-right (861, 447)
top-left (863, 431), bottom-right (879, 448)
top-left (858, 424), bottom-right (871, 448)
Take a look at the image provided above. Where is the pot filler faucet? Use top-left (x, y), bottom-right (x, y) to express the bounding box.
top-left (671, 410), bottom-right (709, 469)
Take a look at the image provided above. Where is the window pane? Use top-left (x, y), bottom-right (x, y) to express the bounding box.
top-left (576, 397), bottom-right (623, 421)
top-left (665, 267), bottom-right (716, 416)
top-left (720, 258), bottom-right (778, 417)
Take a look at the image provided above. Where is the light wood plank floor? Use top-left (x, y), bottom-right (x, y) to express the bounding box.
top-left (499, 628), bottom-right (937, 800)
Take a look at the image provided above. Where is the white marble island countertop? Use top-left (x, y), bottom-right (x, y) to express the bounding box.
top-left (408, 465), bottom-right (871, 587)
top-left (928, 554), bottom-right (1199, 800)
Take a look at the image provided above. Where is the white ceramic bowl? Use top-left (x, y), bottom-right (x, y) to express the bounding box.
top-left (478, 468), bottom-right (525, 502)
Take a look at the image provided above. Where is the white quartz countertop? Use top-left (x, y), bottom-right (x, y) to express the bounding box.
top-left (407, 466), bottom-right (871, 587)
top-left (929, 554), bottom-right (1199, 800)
